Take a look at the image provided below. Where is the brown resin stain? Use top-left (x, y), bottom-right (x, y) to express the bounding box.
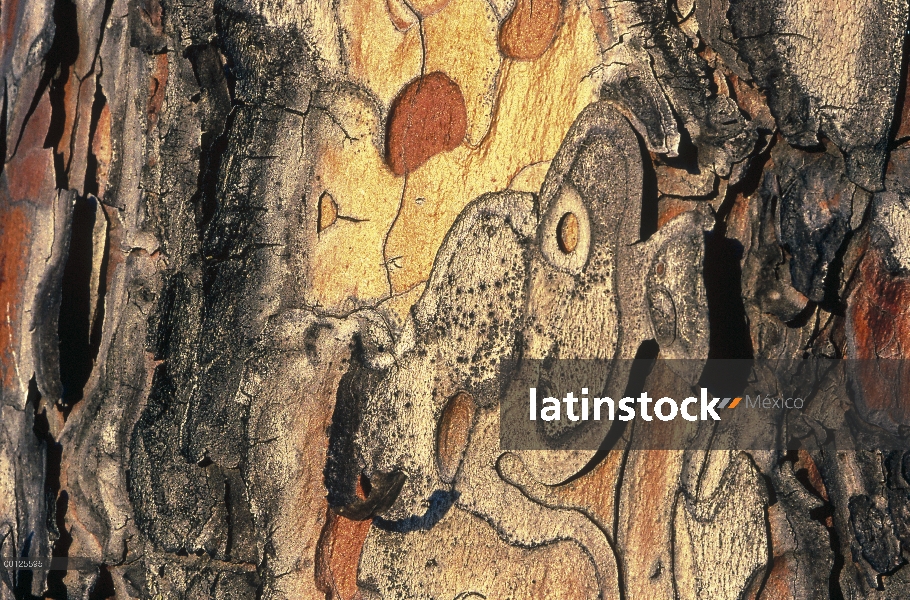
top-left (758, 554), bottom-right (797, 600)
top-left (498, 0), bottom-right (562, 60)
top-left (148, 53), bottom-right (169, 129)
top-left (846, 245), bottom-right (910, 427)
top-left (436, 391), bottom-right (475, 483)
top-left (7, 91), bottom-right (54, 202)
top-left (550, 446), bottom-right (624, 532)
top-left (0, 206), bottom-right (31, 388)
top-left (315, 478), bottom-right (373, 600)
top-left (386, 72), bottom-right (467, 175)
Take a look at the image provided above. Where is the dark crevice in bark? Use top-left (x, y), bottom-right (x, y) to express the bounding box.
top-left (87, 565), bottom-right (115, 599)
top-left (83, 85), bottom-right (107, 197)
top-left (703, 226), bottom-right (752, 358)
top-left (42, 0), bottom-right (80, 190)
top-left (701, 146), bottom-right (771, 360)
top-left (784, 300), bottom-right (817, 331)
top-left (28, 378), bottom-right (69, 600)
top-left (223, 478), bottom-right (234, 559)
top-left (819, 229), bottom-right (854, 314)
top-left (195, 108), bottom-right (236, 242)
top-left (639, 138), bottom-right (659, 241)
top-left (658, 125), bottom-right (702, 175)
top-left (730, 137), bottom-right (775, 202)
top-left (809, 496), bottom-right (848, 600)
top-left (561, 339), bottom-right (659, 489)
top-left (58, 197), bottom-right (100, 407)
top-left (185, 36), bottom-right (237, 241)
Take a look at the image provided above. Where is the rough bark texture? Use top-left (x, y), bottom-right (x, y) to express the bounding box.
top-left (2, 0), bottom-right (910, 598)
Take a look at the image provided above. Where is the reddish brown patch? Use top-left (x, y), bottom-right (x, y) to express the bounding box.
top-left (498, 0), bottom-right (562, 60)
top-left (315, 508), bottom-right (372, 600)
top-left (0, 206), bottom-right (31, 387)
top-left (846, 245), bottom-right (910, 426)
top-left (795, 448), bottom-right (828, 501)
top-left (386, 73), bottom-right (467, 176)
top-left (148, 53), bottom-right (169, 129)
top-left (436, 391), bottom-right (475, 482)
top-left (0, 92), bottom-right (55, 387)
top-left (657, 197), bottom-right (696, 230)
top-left (585, 0), bottom-right (613, 49)
top-left (758, 554), bottom-right (795, 600)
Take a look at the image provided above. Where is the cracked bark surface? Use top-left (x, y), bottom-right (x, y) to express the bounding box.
top-left (2, 0), bottom-right (910, 598)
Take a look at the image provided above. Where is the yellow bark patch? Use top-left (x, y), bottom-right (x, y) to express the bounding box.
top-left (338, 0), bottom-right (422, 109)
top-left (305, 96), bottom-right (403, 313)
top-left (386, 0), bottom-right (603, 294)
top-left (423, 0), bottom-right (502, 146)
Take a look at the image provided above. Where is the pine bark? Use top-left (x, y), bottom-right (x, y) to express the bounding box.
top-left (2, 0), bottom-right (910, 598)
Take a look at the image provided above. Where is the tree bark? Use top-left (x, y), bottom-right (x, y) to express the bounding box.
top-left (2, 0), bottom-right (910, 598)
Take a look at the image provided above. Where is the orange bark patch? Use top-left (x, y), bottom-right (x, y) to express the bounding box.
top-left (846, 245), bottom-right (910, 426)
top-left (315, 509), bottom-right (372, 600)
top-left (758, 554), bottom-right (796, 600)
top-left (386, 72), bottom-right (467, 175)
top-left (657, 197), bottom-right (697, 230)
top-left (0, 92), bottom-right (55, 388)
top-left (498, 0), bottom-right (562, 60)
top-left (0, 206), bottom-right (30, 387)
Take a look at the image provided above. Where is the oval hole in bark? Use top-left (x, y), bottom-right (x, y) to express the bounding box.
top-left (436, 391), bottom-right (475, 483)
top-left (556, 212), bottom-right (579, 254)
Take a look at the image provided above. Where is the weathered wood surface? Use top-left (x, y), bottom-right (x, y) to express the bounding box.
top-left (2, 0), bottom-right (910, 598)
